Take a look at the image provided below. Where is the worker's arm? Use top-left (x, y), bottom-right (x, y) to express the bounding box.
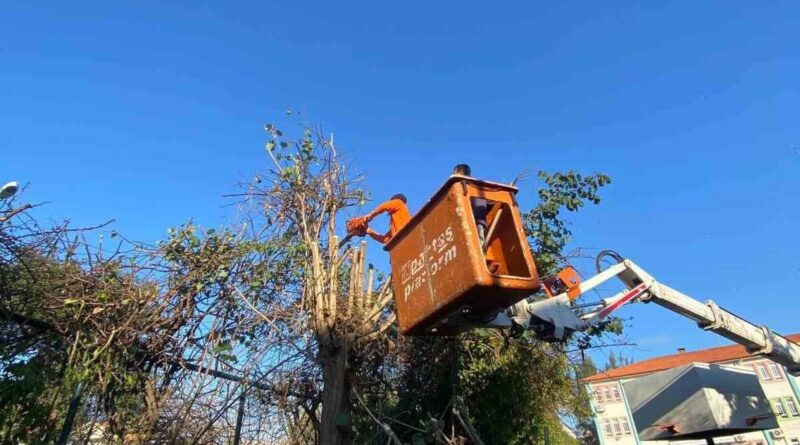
top-left (366, 227), bottom-right (391, 244)
top-left (365, 200), bottom-right (401, 222)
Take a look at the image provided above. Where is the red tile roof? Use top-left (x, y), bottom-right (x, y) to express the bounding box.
top-left (582, 334), bottom-right (800, 383)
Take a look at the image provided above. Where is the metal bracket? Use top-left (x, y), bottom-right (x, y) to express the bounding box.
top-left (700, 300), bottom-right (725, 331)
top-left (748, 325), bottom-right (775, 356)
top-left (636, 281), bottom-right (656, 303)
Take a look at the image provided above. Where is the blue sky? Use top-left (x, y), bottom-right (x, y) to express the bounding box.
top-left (2, 1), bottom-right (798, 364)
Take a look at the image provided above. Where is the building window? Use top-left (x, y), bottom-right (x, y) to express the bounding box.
top-left (773, 399), bottom-right (788, 417)
top-left (612, 419), bottom-right (622, 436)
top-left (769, 363), bottom-right (784, 380)
top-left (757, 364), bottom-right (772, 381)
top-left (621, 418), bottom-right (632, 436)
top-left (594, 387), bottom-right (604, 403)
top-left (594, 384), bottom-right (623, 404)
top-left (784, 398), bottom-right (799, 417)
top-left (603, 420), bottom-right (613, 437)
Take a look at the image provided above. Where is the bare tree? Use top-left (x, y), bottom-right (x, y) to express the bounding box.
top-left (233, 122), bottom-right (398, 444)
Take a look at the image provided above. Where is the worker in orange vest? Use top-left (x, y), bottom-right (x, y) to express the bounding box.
top-left (348, 193), bottom-right (411, 244)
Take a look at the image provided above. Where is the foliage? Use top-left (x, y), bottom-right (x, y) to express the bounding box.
top-left (603, 351), bottom-right (633, 372)
top-left (574, 356), bottom-right (601, 444)
top-left (458, 332), bottom-right (587, 444)
top-left (524, 171), bottom-right (611, 276)
top-left (0, 193), bottom-right (298, 442)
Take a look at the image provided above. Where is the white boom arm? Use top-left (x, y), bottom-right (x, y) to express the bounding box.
top-left (518, 258), bottom-right (800, 375)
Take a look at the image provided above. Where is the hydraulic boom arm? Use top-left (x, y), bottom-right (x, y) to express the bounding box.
top-left (512, 254), bottom-right (800, 375)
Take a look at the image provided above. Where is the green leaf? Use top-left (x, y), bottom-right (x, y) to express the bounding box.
top-left (219, 353), bottom-right (238, 363)
top-left (213, 342), bottom-right (233, 354)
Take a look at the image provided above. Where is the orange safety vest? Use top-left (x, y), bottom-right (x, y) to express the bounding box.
top-left (373, 198), bottom-right (411, 237)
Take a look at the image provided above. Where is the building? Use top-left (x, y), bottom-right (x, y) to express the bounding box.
top-left (582, 334), bottom-right (800, 445)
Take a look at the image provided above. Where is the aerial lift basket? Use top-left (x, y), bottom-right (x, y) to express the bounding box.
top-left (384, 176), bottom-right (541, 335)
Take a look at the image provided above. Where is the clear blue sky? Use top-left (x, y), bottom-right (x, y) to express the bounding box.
top-left (2, 1), bottom-right (798, 363)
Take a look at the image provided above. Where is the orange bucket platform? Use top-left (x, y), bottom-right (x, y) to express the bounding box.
top-left (384, 176), bottom-right (541, 335)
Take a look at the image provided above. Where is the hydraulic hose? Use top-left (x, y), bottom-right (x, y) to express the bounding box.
top-left (595, 249), bottom-right (624, 274)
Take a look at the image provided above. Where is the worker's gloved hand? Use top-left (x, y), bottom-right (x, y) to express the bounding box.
top-left (346, 216), bottom-right (369, 237)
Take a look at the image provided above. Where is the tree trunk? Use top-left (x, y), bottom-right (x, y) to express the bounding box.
top-left (320, 344), bottom-right (352, 445)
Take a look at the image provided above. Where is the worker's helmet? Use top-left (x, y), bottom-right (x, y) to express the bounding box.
top-left (453, 164), bottom-right (472, 176)
top-left (391, 193), bottom-right (407, 203)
